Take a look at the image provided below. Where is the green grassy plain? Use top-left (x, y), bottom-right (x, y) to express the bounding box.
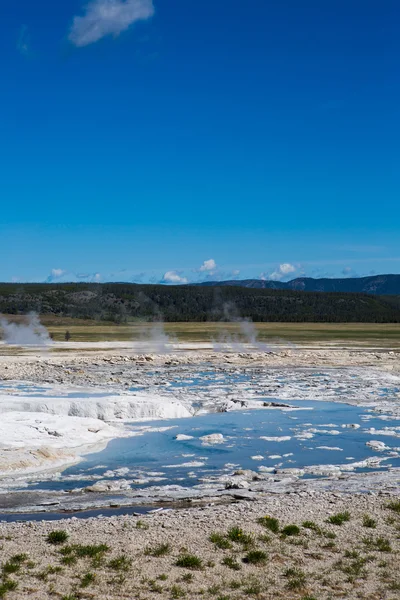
top-left (41, 319), bottom-right (400, 346)
top-left (2, 316), bottom-right (400, 346)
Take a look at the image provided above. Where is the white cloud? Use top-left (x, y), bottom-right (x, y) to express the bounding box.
top-left (162, 271), bottom-right (188, 284)
top-left (266, 263), bottom-right (297, 281)
top-left (199, 259), bottom-right (217, 272)
top-left (279, 263), bottom-right (296, 275)
top-left (51, 268), bottom-right (65, 278)
top-left (69, 0), bottom-right (155, 48)
top-left (232, 269), bottom-right (240, 277)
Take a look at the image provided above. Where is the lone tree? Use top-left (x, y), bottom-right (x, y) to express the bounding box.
top-left (65, 330), bottom-right (71, 342)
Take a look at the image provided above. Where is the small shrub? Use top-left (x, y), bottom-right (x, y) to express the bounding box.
top-left (47, 530), bottom-right (69, 545)
top-left (363, 514), bottom-right (377, 528)
top-left (209, 533), bottom-right (232, 550)
top-left (108, 555), bottom-right (132, 571)
top-left (363, 536), bottom-right (392, 552)
top-left (284, 567), bottom-right (307, 590)
top-left (2, 562), bottom-right (20, 576)
top-left (158, 573), bottom-right (168, 581)
top-left (222, 556), bottom-right (241, 571)
top-left (9, 554), bottom-right (28, 565)
top-left (242, 550), bottom-right (267, 565)
top-left (229, 580), bottom-right (241, 589)
top-left (208, 584), bottom-right (220, 595)
top-left (257, 516), bottom-right (279, 533)
top-left (227, 527), bottom-right (253, 546)
top-left (80, 572), bottom-right (96, 588)
top-left (175, 554), bottom-right (203, 570)
top-left (74, 544), bottom-right (109, 558)
top-left (171, 584), bottom-right (185, 598)
top-left (323, 530), bottom-right (337, 539)
top-left (149, 579), bottom-right (163, 593)
top-left (243, 580), bottom-right (262, 595)
top-left (145, 543), bottom-right (171, 557)
top-left (180, 573), bottom-right (193, 582)
top-left (0, 580), bottom-right (18, 598)
top-left (386, 500), bottom-right (400, 514)
top-left (61, 555), bottom-right (77, 566)
top-left (344, 550), bottom-right (360, 559)
top-left (302, 521), bottom-right (322, 535)
top-left (327, 511), bottom-right (351, 526)
top-left (136, 519), bottom-right (149, 530)
top-left (281, 524), bottom-right (300, 537)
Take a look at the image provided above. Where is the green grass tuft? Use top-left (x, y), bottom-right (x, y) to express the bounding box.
top-left (327, 511), bottom-right (351, 526)
top-left (144, 543), bottom-right (171, 557)
top-left (46, 530), bottom-right (69, 545)
top-left (257, 516), bottom-right (279, 533)
top-left (281, 524), bottom-right (300, 537)
top-left (175, 554), bottom-right (203, 570)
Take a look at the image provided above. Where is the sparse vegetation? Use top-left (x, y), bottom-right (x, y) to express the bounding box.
top-left (170, 584), bottom-right (185, 598)
top-left (327, 511), bottom-right (351, 526)
top-left (281, 524), bottom-right (300, 537)
top-left (363, 514), bottom-right (377, 528)
top-left (222, 556), bottom-right (241, 571)
top-left (209, 533), bottom-right (232, 550)
top-left (227, 527), bottom-right (253, 546)
top-left (242, 550), bottom-right (267, 565)
top-left (0, 580), bottom-right (18, 599)
top-left (257, 516), bottom-right (280, 533)
top-left (108, 555), bottom-right (132, 571)
top-left (175, 554), bottom-right (203, 570)
top-left (80, 572), bottom-right (96, 588)
top-left (387, 500), bottom-right (400, 514)
top-left (46, 530), bottom-right (69, 545)
top-left (284, 567), bottom-right (307, 590)
top-left (363, 536), bottom-right (392, 552)
top-left (144, 543), bottom-right (171, 557)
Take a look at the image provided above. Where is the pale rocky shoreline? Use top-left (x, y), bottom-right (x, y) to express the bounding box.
top-left (0, 491), bottom-right (399, 599)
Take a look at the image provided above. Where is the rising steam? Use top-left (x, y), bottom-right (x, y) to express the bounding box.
top-left (213, 303), bottom-right (272, 352)
top-left (138, 321), bottom-right (175, 353)
top-left (0, 313), bottom-right (53, 347)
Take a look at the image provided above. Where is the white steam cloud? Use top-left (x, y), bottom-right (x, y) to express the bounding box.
top-left (69, 0), bottom-right (155, 47)
top-left (0, 313), bottom-right (53, 347)
top-left (213, 303), bottom-right (271, 353)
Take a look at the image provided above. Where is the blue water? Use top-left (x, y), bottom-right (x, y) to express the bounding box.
top-left (29, 400), bottom-right (400, 493)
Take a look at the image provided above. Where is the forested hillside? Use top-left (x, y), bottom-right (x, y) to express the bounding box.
top-left (0, 283), bottom-right (399, 323)
top-left (198, 274), bottom-right (400, 295)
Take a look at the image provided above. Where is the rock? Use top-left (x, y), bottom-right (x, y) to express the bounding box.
top-left (366, 440), bottom-right (388, 452)
top-left (200, 433), bottom-right (225, 445)
top-left (225, 479), bottom-right (249, 490)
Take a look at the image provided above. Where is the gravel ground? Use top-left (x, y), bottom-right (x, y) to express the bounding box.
top-left (0, 492), bottom-right (399, 599)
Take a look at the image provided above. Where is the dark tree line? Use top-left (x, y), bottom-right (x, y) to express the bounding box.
top-left (0, 282), bottom-right (399, 323)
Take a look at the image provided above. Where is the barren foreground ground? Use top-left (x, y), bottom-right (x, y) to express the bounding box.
top-left (0, 493), bottom-right (400, 600)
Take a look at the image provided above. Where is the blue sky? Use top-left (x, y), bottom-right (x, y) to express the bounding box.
top-left (1, 0), bottom-right (399, 284)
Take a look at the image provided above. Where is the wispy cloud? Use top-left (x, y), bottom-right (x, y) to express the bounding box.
top-left (17, 25), bottom-right (31, 56)
top-left (69, 0), bottom-right (155, 48)
top-left (161, 271), bottom-right (188, 284)
top-left (45, 269), bottom-right (102, 283)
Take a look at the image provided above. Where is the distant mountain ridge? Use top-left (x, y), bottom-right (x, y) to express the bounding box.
top-left (198, 274), bottom-right (400, 295)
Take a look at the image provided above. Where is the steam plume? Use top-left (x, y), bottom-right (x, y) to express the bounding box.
top-left (0, 313), bottom-right (53, 347)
